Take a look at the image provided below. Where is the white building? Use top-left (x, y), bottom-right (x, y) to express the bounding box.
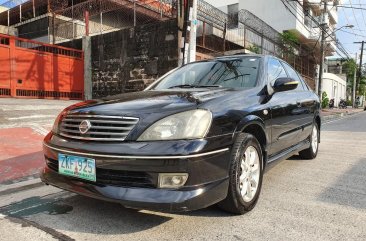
top-left (322, 72), bottom-right (347, 106)
top-left (205, 0), bottom-right (339, 55)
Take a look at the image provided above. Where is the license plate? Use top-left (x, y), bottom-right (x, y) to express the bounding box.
top-left (58, 154), bottom-right (96, 182)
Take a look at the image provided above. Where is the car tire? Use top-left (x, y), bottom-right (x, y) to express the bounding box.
top-left (299, 122), bottom-right (319, 159)
top-left (218, 133), bottom-right (263, 214)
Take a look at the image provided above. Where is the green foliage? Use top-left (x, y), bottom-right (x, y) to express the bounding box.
top-left (342, 59), bottom-right (357, 82)
top-left (280, 31), bottom-right (299, 45)
top-left (358, 78), bottom-right (366, 97)
top-left (280, 31), bottom-right (299, 53)
top-left (247, 45), bottom-right (261, 54)
top-left (321, 91), bottom-right (329, 109)
top-left (346, 99), bottom-right (353, 106)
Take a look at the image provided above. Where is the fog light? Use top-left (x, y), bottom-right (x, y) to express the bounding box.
top-left (158, 173), bottom-right (188, 188)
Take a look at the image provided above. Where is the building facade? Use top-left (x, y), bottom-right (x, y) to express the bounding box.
top-left (205, 0), bottom-right (339, 57)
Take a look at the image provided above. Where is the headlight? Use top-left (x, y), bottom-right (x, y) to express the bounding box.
top-left (137, 109), bottom-right (212, 141)
top-left (52, 110), bottom-right (68, 134)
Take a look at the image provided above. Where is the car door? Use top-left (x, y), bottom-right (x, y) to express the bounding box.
top-left (267, 58), bottom-right (303, 156)
top-left (282, 62), bottom-right (316, 143)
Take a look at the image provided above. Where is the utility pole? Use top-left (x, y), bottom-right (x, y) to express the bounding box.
top-left (353, 53), bottom-right (358, 108)
top-left (188, 0), bottom-right (197, 63)
top-left (354, 41), bottom-right (365, 96)
top-left (317, 0), bottom-right (328, 101)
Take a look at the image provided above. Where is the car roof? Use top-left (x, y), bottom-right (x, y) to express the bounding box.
top-left (215, 54), bottom-right (266, 59)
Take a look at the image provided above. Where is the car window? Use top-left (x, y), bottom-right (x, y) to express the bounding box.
top-left (152, 57), bottom-right (261, 90)
top-left (282, 62), bottom-right (305, 91)
top-left (267, 58), bottom-right (287, 86)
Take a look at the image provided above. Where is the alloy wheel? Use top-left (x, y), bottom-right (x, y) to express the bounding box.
top-left (239, 146), bottom-right (260, 202)
top-left (311, 125), bottom-right (318, 153)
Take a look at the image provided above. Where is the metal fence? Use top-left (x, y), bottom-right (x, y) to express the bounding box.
top-left (0, 0), bottom-right (177, 43)
top-left (51, 0), bottom-right (177, 43)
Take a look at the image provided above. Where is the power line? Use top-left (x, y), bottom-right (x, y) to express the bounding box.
top-left (340, 5), bottom-right (361, 41)
top-left (348, 0), bottom-right (362, 31)
top-left (303, 2), bottom-right (366, 10)
top-left (336, 5), bottom-right (366, 10)
top-left (284, 0), bottom-right (350, 58)
top-left (359, 0), bottom-right (366, 30)
top-left (339, 29), bottom-right (366, 38)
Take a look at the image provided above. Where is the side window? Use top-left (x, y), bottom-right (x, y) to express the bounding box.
top-left (282, 62), bottom-right (304, 91)
top-left (267, 58), bottom-right (287, 86)
top-left (298, 76), bottom-right (310, 90)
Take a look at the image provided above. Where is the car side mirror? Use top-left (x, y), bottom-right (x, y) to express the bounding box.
top-left (273, 77), bottom-right (298, 93)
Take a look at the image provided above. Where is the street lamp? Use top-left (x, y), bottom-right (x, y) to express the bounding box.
top-left (318, 24), bottom-right (354, 104)
top-left (327, 24), bottom-right (354, 37)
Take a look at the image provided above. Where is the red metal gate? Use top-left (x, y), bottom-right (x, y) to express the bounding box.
top-left (0, 34), bottom-right (84, 100)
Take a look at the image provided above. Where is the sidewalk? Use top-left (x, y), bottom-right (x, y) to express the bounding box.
top-left (321, 107), bottom-right (364, 123)
top-left (0, 98), bottom-right (79, 185)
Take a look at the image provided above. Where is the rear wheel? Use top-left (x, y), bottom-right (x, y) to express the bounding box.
top-left (299, 122), bottom-right (319, 159)
top-left (218, 133), bottom-right (263, 214)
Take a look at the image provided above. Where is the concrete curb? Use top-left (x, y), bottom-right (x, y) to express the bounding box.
top-left (0, 178), bottom-right (44, 196)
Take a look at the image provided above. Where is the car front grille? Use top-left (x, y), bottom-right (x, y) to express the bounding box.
top-left (59, 114), bottom-right (139, 141)
top-left (46, 157), bottom-right (155, 188)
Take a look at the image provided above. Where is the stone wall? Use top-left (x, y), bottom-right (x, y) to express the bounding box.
top-left (91, 19), bottom-right (178, 98)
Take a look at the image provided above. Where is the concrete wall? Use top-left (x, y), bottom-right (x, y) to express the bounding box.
top-left (205, 0), bottom-right (296, 33)
top-left (91, 19), bottom-right (178, 98)
top-left (323, 73), bottom-right (347, 107)
top-left (239, 0), bottom-right (297, 33)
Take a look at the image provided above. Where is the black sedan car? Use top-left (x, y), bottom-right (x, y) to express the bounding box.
top-left (41, 54), bottom-right (320, 214)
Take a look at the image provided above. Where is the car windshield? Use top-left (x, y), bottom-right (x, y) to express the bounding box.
top-left (152, 57), bottom-right (261, 90)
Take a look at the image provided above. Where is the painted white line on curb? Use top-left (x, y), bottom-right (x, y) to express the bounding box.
top-left (323, 112), bottom-right (364, 125)
top-left (7, 115), bottom-right (55, 120)
top-left (29, 124), bottom-right (49, 136)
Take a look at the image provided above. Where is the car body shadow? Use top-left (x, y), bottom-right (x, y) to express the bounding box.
top-left (0, 190), bottom-right (232, 235)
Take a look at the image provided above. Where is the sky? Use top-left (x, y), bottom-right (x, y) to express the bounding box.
top-left (335, 0), bottom-right (366, 60)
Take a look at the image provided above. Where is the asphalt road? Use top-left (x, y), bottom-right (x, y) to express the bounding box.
top-left (0, 111), bottom-right (365, 241)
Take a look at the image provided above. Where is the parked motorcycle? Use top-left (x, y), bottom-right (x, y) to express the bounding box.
top-left (329, 98), bottom-right (335, 109)
top-left (339, 99), bottom-right (347, 109)
top-left (355, 97), bottom-right (360, 107)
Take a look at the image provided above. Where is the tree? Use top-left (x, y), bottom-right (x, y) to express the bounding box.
top-left (280, 31), bottom-right (299, 53)
top-left (280, 31), bottom-right (299, 45)
top-left (343, 59), bottom-right (357, 82)
top-left (322, 91), bottom-right (329, 109)
top-left (342, 59), bottom-right (358, 99)
top-left (248, 45), bottom-right (261, 54)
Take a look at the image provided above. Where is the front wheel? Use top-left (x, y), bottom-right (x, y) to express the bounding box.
top-left (218, 133), bottom-right (263, 214)
top-left (299, 122), bottom-right (319, 159)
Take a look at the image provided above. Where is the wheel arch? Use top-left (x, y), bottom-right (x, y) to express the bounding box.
top-left (235, 115), bottom-right (269, 169)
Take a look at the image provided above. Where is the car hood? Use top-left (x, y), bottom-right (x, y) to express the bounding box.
top-left (67, 89), bottom-right (234, 117)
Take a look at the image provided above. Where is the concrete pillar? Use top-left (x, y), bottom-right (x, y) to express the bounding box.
top-left (83, 36), bottom-right (92, 100)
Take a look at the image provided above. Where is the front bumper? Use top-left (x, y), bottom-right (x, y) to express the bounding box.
top-left (41, 133), bottom-right (232, 212)
top-left (41, 166), bottom-right (229, 212)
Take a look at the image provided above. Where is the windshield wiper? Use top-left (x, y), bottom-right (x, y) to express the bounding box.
top-left (168, 84), bottom-right (222, 89)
